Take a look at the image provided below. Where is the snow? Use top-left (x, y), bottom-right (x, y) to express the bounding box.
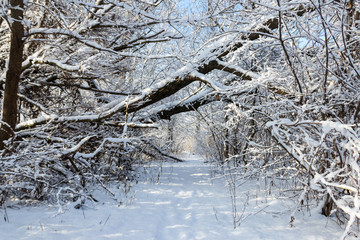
top-left (0, 154), bottom-right (346, 240)
top-left (22, 57), bottom-right (80, 71)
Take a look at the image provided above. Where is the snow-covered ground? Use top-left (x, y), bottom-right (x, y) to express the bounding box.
top-left (0, 154), bottom-right (346, 239)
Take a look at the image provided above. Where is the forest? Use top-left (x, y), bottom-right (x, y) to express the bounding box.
top-left (0, 0), bottom-right (359, 239)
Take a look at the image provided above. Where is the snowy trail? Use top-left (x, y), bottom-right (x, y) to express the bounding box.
top-left (0, 155), bottom-right (344, 239)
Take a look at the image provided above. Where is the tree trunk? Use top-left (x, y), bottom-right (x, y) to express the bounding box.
top-left (321, 193), bottom-right (334, 217)
top-left (0, 0), bottom-right (25, 149)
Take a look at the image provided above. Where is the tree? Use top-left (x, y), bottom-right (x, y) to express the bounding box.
top-left (0, 0), bottom-right (24, 149)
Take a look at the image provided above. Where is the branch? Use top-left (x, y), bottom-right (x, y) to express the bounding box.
top-left (215, 60), bottom-right (258, 80)
top-left (112, 30), bottom-right (173, 51)
top-left (102, 121), bottom-right (158, 128)
top-left (22, 57), bottom-right (80, 72)
top-left (141, 139), bottom-right (184, 162)
top-left (27, 28), bottom-right (176, 59)
top-left (18, 93), bottom-right (53, 115)
top-left (37, 77), bottom-right (141, 96)
top-left (61, 135), bottom-right (96, 158)
top-left (277, 0), bottom-right (303, 103)
top-left (146, 88), bottom-right (258, 121)
top-left (197, 4), bottom-right (312, 74)
top-left (148, 91), bottom-right (216, 121)
top-left (15, 75), bottom-right (201, 130)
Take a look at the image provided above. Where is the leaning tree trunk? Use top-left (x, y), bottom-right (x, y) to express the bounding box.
top-left (0, 0), bottom-right (25, 149)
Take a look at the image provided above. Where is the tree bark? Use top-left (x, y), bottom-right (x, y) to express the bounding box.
top-left (0, 0), bottom-right (25, 149)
